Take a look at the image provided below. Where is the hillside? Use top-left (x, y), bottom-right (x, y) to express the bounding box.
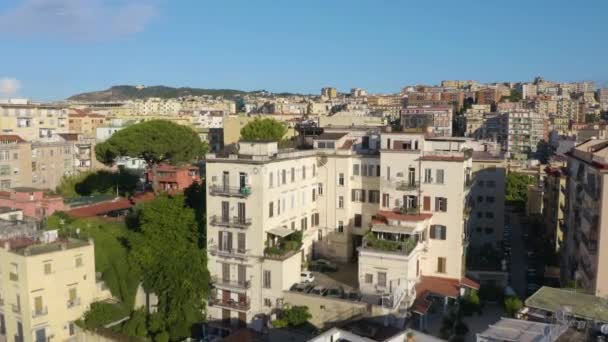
top-left (68, 85), bottom-right (254, 101)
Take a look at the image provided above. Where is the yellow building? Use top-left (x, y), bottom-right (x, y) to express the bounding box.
top-left (67, 111), bottom-right (109, 137)
top-left (0, 230), bottom-right (98, 342)
top-left (0, 102), bottom-right (68, 141)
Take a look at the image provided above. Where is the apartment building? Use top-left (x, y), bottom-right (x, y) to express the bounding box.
top-left (0, 222), bottom-right (98, 342)
top-left (401, 106), bottom-right (453, 137)
top-left (205, 130), bottom-right (478, 326)
top-left (0, 135), bottom-right (32, 190)
top-left (542, 166), bottom-right (566, 253)
top-left (562, 139), bottom-right (608, 297)
top-left (67, 111), bottom-right (108, 137)
top-left (505, 110), bottom-right (546, 160)
top-left (321, 87), bottom-right (338, 99)
top-left (0, 188), bottom-right (65, 219)
top-left (0, 101), bottom-right (68, 141)
top-left (476, 88), bottom-right (500, 106)
top-left (463, 105), bottom-right (491, 139)
top-left (599, 88), bottom-right (608, 111)
top-left (468, 152), bottom-right (506, 248)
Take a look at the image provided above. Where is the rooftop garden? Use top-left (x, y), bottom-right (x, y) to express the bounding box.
top-left (264, 230), bottom-right (303, 258)
top-left (363, 231), bottom-right (417, 254)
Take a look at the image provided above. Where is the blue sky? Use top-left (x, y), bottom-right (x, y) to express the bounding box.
top-left (0, 0), bottom-right (607, 101)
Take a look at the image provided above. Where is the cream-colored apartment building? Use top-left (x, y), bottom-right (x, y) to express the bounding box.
top-left (562, 139), bottom-right (608, 297)
top-left (0, 135), bottom-right (33, 190)
top-left (0, 102), bottom-right (68, 141)
top-left (0, 225), bottom-right (97, 342)
top-left (205, 130), bottom-right (478, 326)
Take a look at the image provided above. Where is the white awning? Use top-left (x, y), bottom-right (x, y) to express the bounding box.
top-left (267, 227), bottom-right (295, 238)
top-left (371, 224), bottom-right (416, 235)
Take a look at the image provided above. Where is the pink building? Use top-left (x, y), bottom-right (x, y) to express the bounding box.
top-left (146, 164), bottom-right (200, 193)
top-left (0, 187), bottom-right (66, 219)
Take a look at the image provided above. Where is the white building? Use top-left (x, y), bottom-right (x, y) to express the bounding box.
top-left (205, 129), bottom-right (479, 327)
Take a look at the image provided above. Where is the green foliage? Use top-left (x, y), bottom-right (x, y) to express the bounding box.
top-left (460, 290), bottom-right (481, 316)
top-left (439, 310), bottom-right (469, 340)
top-left (154, 331), bottom-right (170, 342)
top-left (501, 90), bottom-right (522, 102)
top-left (240, 117), bottom-right (287, 142)
top-left (121, 309), bottom-right (148, 337)
top-left (264, 230), bottom-right (303, 257)
top-left (79, 302), bottom-right (130, 329)
top-left (504, 296), bottom-right (523, 317)
top-left (95, 120), bottom-right (207, 167)
top-left (55, 168), bottom-right (140, 199)
top-left (47, 215), bottom-right (140, 307)
top-left (184, 182), bottom-right (207, 248)
top-left (129, 195), bottom-right (210, 341)
top-left (69, 85), bottom-right (251, 101)
top-left (363, 232), bottom-right (416, 253)
top-left (505, 172), bottom-right (535, 208)
top-left (272, 305), bottom-right (312, 328)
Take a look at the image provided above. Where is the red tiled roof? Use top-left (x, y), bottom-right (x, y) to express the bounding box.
top-left (0, 134), bottom-right (25, 143)
top-left (0, 191), bottom-right (10, 198)
top-left (376, 210), bottom-right (432, 222)
top-left (412, 296), bottom-right (431, 315)
top-left (413, 276), bottom-right (481, 315)
top-left (461, 276), bottom-right (480, 290)
top-left (67, 193), bottom-right (155, 218)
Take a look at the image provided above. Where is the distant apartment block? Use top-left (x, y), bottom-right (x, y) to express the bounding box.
top-left (542, 166), bottom-right (566, 253)
top-left (146, 164), bottom-right (200, 193)
top-left (401, 106), bottom-right (453, 137)
top-left (321, 87), bottom-right (338, 99)
top-left (0, 101), bottom-right (68, 141)
top-left (0, 188), bottom-right (65, 219)
top-left (504, 110), bottom-right (546, 160)
top-left (562, 139), bottom-right (608, 297)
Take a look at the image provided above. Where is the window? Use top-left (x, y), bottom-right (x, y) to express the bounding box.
top-left (291, 167), bottom-right (295, 182)
top-left (263, 270), bottom-right (271, 289)
top-left (75, 256), bottom-right (83, 268)
top-left (338, 173), bottom-right (344, 186)
top-left (221, 201), bottom-right (229, 222)
top-left (351, 189), bottom-right (365, 202)
top-left (476, 227), bottom-right (482, 233)
top-left (337, 221), bottom-right (344, 233)
top-left (264, 298), bottom-right (272, 307)
top-left (484, 227), bottom-right (494, 234)
top-left (277, 200), bottom-right (281, 215)
top-left (338, 196), bottom-right (344, 209)
top-left (478, 180), bottom-right (485, 187)
top-left (318, 230), bottom-right (323, 241)
top-left (353, 164), bottom-right (360, 176)
top-left (362, 165), bottom-right (368, 176)
top-left (386, 166), bottom-right (391, 180)
top-left (485, 212), bottom-right (494, 218)
top-left (269, 172), bottom-right (274, 188)
top-left (376, 165), bottom-right (381, 177)
top-left (368, 165), bottom-right (375, 177)
top-left (354, 214), bottom-right (362, 227)
top-left (477, 212), bottom-right (483, 218)
top-left (312, 188), bottom-right (316, 201)
top-left (486, 196), bottom-right (495, 203)
top-left (281, 169), bottom-right (286, 185)
top-left (382, 193), bottom-right (390, 208)
top-left (268, 202), bottom-right (274, 218)
top-left (312, 164), bottom-right (316, 176)
top-left (436, 169), bottom-right (445, 184)
top-left (365, 273), bottom-right (373, 284)
top-left (424, 168), bottom-right (432, 183)
top-left (430, 225), bottom-right (447, 240)
top-left (301, 217), bottom-right (308, 231)
top-left (318, 183), bottom-right (323, 196)
top-left (437, 257), bottom-right (447, 273)
top-left (435, 197), bottom-right (447, 212)
top-left (477, 196), bottom-right (483, 203)
top-left (377, 272), bottom-right (387, 287)
top-left (368, 190), bottom-right (379, 204)
top-left (487, 181), bottom-right (496, 188)
top-left (44, 262), bottom-right (52, 275)
top-left (423, 196), bottom-right (431, 211)
top-left (406, 195), bottom-right (417, 209)
top-left (0, 165), bottom-right (9, 176)
top-left (302, 165), bottom-right (306, 179)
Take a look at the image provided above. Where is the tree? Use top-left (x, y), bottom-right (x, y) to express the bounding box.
top-left (55, 168), bottom-right (140, 199)
top-left (129, 195), bottom-right (210, 340)
top-left (240, 117), bottom-right (287, 142)
top-left (272, 305), bottom-right (312, 328)
top-left (505, 172), bottom-right (535, 208)
top-left (504, 296), bottom-right (523, 317)
top-left (95, 120), bottom-right (208, 167)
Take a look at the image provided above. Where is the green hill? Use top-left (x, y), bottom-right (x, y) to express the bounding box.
top-left (68, 85), bottom-right (255, 101)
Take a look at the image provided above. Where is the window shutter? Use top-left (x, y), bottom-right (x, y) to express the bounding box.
top-left (423, 196), bottom-right (431, 211)
top-left (218, 231), bottom-right (223, 250)
top-left (441, 226), bottom-right (447, 240)
top-left (430, 226), bottom-right (436, 239)
top-left (444, 198), bottom-right (448, 211)
top-left (351, 189), bottom-right (356, 201)
top-left (361, 190), bottom-right (366, 202)
top-left (227, 232), bottom-right (233, 251)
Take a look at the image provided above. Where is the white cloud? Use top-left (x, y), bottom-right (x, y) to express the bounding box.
top-left (0, 78), bottom-right (21, 97)
top-left (0, 0), bottom-right (158, 41)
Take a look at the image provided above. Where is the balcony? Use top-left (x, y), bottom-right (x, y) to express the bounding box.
top-left (264, 230), bottom-right (303, 261)
top-left (392, 206), bottom-right (419, 216)
top-left (32, 307), bottom-right (48, 318)
top-left (209, 246), bottom-right (248, 260)
top-left (211, 277), bottom-right (251, 291)
top-left (395, 181), bottom-right (419, 191)
top-left (209, 295), bottom-right (250, 311)
top-left (210, 185), bottom-right (252, 198)
top-left (67, 297), bottom-right (81, 308)
top-left (209, 216), bottom-right (252, 229)
top-left (361, 231), bottom-right (418, 256)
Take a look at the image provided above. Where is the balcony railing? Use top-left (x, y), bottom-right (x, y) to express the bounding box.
top-left (209, 246), bottom-right (248, 259)
top-left (392, 206), bottom-right (419, 215)
top-left (210, 185), bottom-right (252, 198)
top-left (211, 276), bottom-right (251, 290)
top-left (361, 232), bottom-right (418, 255)
top-left (209, 297), bottom-right (251, 311)
top-left (395, 181), bottom-right (419, 191)
top-left (32, 307), bottom-right (48, 318)
top-left (209, 216), bottom-right (252, 229)
top-left (67, 297), bottom-right (81, 308)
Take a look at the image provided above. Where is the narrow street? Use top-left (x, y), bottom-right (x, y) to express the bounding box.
top-left (507, 207), bottom-right (527, 298)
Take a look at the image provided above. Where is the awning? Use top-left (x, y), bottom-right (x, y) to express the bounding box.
top-left (267, 227), bottom-right (295, 238)
top-left (371, 224), bottom-right (416, 235)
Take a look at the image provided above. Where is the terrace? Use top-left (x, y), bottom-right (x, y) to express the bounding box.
top-left (361, 231), bottom-right (418, 255)
top-left (264, 228), bottom-right (302, 260)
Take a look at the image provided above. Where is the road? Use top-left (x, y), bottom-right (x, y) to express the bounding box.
top-left (507, 207), bottom-right (527, 298)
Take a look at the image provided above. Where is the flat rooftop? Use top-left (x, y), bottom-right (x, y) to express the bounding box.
top-left (6, 237), bottom-right (91, 256)
top-left (525, 286), bottom-right (608, 322)
top-left (477, 318), bottom-right (564, 342)
top-left (0, 206), bottom-right (21, 214)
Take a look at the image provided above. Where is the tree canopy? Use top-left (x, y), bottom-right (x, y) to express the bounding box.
top-left (128, 195), bottom-right (209, 340)
top-left (55, 168), bottom-right (139, 199)
top-left (240, 117), bottom-right (287, 142)
top-left (95, 120), bottom-right (208, 167)
top-left (505, 172), bottom-right (535, 208)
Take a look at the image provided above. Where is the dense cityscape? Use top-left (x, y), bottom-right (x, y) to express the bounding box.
top-left (2, 0), bottom-right (608, 341)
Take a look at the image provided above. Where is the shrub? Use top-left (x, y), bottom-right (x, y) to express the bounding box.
top-left (79, 302), bottom-right (130, 329)
top-left (504, 296), bottom-right (523, 317)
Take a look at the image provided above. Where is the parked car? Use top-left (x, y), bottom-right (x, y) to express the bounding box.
top-left (301, 271), bottom-right (315, 283)
top-left (345, 291), bottom-right (362, 301)
top-left (309, 286), bottom-right (328, 296)
top-left (309, 259), bottom-right (338, 272)
top-left (325, 287), bottom-right (344, 299)
top-left (290, 282), bottom-right (314, 293)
